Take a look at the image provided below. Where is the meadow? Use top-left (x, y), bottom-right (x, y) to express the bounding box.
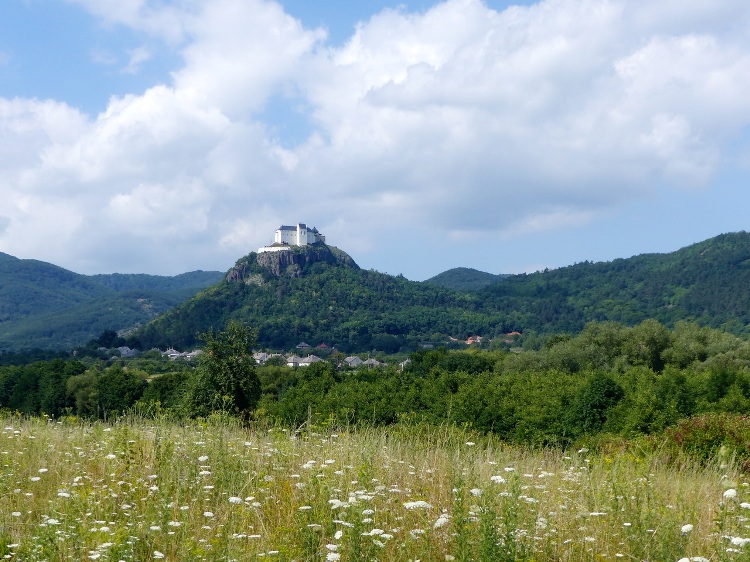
top-left (1, 415), bottom-right (749, 561)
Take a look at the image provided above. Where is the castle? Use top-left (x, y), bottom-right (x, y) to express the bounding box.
top-left (258, 223), bottom-right (326, 253)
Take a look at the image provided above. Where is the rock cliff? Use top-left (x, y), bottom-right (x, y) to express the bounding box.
top-left (225, 245), bottom-right (359, 283)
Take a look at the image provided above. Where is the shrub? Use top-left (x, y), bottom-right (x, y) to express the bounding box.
top-left (665, 413), bottom-right (750, 470)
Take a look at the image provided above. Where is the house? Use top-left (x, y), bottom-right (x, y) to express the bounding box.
top-left (296, 342), bottom-right (311, 350)
top-left (117, 346), bottom-right (138, 358)
top-left (299, 355), bottom-right (323, 367)
top-left (287, 354), bottom-right (323, 367)
top-left (286, 355), bottom-right (304, 367)
top-left (344, 356), bottom-right (364, 367)
top-left (363, 358), bottom-right (384, 368)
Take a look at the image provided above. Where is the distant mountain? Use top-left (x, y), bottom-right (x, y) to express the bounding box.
top-left (0, 253), bottom-right (223, 350)
top-left (473, 231), bottom-right (750, 335)
top-left (133, 232), bottom-right (750, 353)
top-left (425, 267), bottom-right (509, 291)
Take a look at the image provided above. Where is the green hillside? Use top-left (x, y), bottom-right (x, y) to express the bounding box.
top-left (0, 254), bottom-right (223, 350)
top-left (477, 231), bottom-right (750, 334)
top-left (425, 267), bottom-right (508, 291)
top-left (133, 232), bottom-right (750, 352)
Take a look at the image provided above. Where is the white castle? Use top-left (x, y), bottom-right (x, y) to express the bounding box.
top-left (258, 223), bottom-right (326, 253)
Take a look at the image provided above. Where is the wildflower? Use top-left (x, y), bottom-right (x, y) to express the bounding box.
top-left (326, 554), bottom-right (340, 561)
top-left (334, 530), bottom-right (343, 540)
top-left (404, 500), bottom-right (432, 510)
top-left (326, 544), bottom-right (338, 551)
top-left (465, 442), bottom-right (475, 446)
top-left (681, 524), bottom-right (694, 534)
top-left (153, 551), bottom-right (165, 559)
top-left (724, 489), bottom-right (738, 499)
top-left (470, 488), bottom-right (482, 497)
top-left (203, 511), bottom-right (214, 518)
top-left (491, 475), bottom-right (506, 484)
top-left (228, 496), bottom-right (243, 504)
top-left (198, 455), bottom-right (209, 462)
top-left (11, 512), bottom-right (20, 517)
top-left (434, 514), bottom-right (450, 529)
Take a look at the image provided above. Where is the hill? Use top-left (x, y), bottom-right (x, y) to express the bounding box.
top-left (425, 267), bottom-right (508, 291)
top-left (134, 245), bottom-right (489, 351)
top-left (475, 231), bottom-right (750, 334)
top-left (0, 253), bottom-right (223, 350)
top-left (133, 232), bottom-right (750, 352)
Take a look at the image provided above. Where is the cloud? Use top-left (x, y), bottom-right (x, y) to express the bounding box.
top-left (2, 0), bottom-right (750, 275)
top-left (122, 46), bottom-right (152, 74)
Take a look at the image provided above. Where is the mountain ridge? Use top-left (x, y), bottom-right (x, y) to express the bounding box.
top-left (0, 254), bottom-right (223, 350)
top-left (2, 231), bottom-right (750, 351)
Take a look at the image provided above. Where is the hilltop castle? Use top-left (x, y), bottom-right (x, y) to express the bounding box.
top-left (258, 223), bottom-right (326, 253)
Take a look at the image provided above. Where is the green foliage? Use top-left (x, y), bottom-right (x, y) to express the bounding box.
top-left (665, 413), bottom-right (750, 470)
top-left (136, 232), bottom-right (750, 354)
top-left (566, 373), bottom-right (625, 437)
top-left (98, 367), bottom-right (148, 417)
top-left (183, 321), bottom-right (260, 419)
top-left (0, 251), bottom-right (223, 350)
top-left (424, 267), bottom-right (508, 291)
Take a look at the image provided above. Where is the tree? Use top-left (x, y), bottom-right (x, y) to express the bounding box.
top-left (566, 372), bottom-right (625, 437)
top-left (184, 321), bottom-right (260, 419)
top-left (98, 367), bottom-right (147, 417)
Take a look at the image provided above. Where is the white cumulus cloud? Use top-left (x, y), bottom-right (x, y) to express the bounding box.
top-left (1, 0), bottom-right (749, 276)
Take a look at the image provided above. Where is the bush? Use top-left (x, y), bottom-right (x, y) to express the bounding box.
top-left (665, 413), bottom-right (750, 470)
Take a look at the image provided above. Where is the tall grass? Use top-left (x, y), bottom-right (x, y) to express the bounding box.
top-left (0, 414), bottom-right (748, 561)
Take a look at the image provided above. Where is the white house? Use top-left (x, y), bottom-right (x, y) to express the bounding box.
top-left (274, 223), bottom-right (325, 247)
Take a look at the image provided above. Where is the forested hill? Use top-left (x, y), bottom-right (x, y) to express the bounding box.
top-left (475, 231), bottom-right (750, 335)
top-left (0, 253), bottom-right (223, 350)
top-left (425, 267), bottom-right (509, 291)
top-left (134, 246), bottom-right (486, 351)
top-left (133, 232), bottom-right (750, 352)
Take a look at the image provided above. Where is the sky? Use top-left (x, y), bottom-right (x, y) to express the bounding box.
top-left (1, 0), bottom-right (749, 280)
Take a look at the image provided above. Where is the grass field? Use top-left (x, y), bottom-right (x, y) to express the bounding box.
top-left (0, 414), bottom-right (748, 561)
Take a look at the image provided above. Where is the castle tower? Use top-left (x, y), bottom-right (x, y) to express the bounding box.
top-left (297, 223), bottom-right (308, 246)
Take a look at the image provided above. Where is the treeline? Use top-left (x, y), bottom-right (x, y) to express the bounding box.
top-left (254, 320), bottom-right (750, 445)
top-left (2, 320), bottom-right (750, 450)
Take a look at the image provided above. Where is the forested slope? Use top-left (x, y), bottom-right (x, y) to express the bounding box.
top-left (0, 253), bottom-right (223, 350)
top-left (134, 232), bottom-right (750, 352)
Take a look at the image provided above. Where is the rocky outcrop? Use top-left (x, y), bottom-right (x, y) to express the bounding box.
top-left (225, 245), bottom-right (359, 283)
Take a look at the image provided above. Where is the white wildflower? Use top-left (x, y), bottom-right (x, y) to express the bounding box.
top-left (434, 514), bottom-right (450, 529)
top-left (681, 524), bottom-right (694, 534)
top-left (724, 489), bottom-right (738, 499)
top-left (404, 500), bottom-right (432, 510)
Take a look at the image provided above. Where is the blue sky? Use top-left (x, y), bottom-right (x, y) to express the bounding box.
top-left (0, 0), bottom-right (749, 280)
